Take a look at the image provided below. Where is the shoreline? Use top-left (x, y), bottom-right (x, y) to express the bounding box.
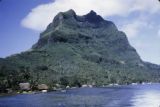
top-left (0, 83), bottom-right (159, 97)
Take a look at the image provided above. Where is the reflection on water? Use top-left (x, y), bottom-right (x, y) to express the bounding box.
top-left (0, 84), bottom-right (160, 107)
top-left (131, 88), bottom-right (160, 107)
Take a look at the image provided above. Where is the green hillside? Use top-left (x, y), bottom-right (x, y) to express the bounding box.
top-left (0, 10), bottom-right (160, 92)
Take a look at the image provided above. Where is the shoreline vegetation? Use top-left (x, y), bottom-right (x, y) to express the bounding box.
top-left (0, 82), bottom-right (155, 97)
top-left (1, 10), bottom-right (160, 97)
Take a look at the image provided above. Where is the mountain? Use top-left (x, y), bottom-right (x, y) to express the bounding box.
top-left (0, 9), bottom-right (160, 91)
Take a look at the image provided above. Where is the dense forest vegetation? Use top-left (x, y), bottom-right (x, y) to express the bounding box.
top-left (0, 10), bottom-right (160, 93)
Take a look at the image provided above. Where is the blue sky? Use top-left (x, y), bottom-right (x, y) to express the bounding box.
top-left (0, 0), bottom-right (51, 57)
top-left (0, 0), bottom-right (160, 64)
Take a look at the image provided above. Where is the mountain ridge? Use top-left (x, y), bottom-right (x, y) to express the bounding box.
top-left (0, 9), bottom-right (160, 92)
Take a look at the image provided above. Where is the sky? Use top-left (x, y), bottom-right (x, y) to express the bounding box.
top-left (0, 0), bottom-right (160, 65)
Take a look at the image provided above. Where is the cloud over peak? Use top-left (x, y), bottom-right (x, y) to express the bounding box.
top-left (21, 0), bottom-right (160, 31)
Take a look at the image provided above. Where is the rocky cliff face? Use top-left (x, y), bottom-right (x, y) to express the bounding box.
top-left (33, 9), bottom-right (142, 65)
top-left (0, 10), bottom-right (160, 89)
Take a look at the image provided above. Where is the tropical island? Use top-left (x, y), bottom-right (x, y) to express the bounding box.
top-left (0, 10), bottom-right (160, 94)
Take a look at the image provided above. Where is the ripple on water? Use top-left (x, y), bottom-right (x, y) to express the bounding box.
top-left (131, 90), bottom-right (160, 107)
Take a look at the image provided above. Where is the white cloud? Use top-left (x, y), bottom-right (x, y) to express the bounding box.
top-left (158, 30), bottom-right (160, 38)
top-left (120, 21), bottom-right (140, 38)
top-left (120, 19), bottom-right (148, 38)
top-left (133, 40), bottom-right (151, 49)
top-left (131, 0), bottom-right (160, 14)
top-left (132, 39), bottom-right (160, 64)
top-left (21, 0), bottom-right (160, 31)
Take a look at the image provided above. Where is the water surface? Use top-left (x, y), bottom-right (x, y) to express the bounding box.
top-left (0, 84), bottom-right (160, 107)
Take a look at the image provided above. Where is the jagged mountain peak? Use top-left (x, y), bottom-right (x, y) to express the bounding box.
top-left (89, 10), bottom-right (97, 15)
top-left (44, 9), bottom-right (77, 32)
top-left (65, 9), bottom-right (76, 16)
top-left (84, 10), bottom-right (104, 23)
top-left (56, 9), bottom-right (76, 19)
top-left (32, 9), bottom-right (142, 64)
top-left (33, 9), bottom-right (118, 49)
top-left (44, 9), bottom-right (107, 32)
top-left (53, 9), bottom-right (103, 22)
